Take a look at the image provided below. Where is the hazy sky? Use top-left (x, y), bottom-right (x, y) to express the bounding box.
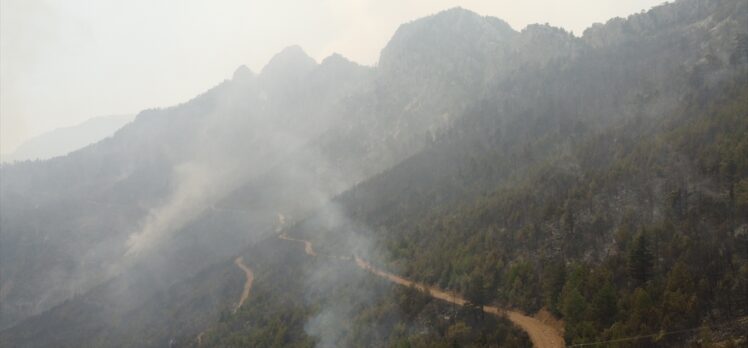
top-left (1, 0), bottom-right (665, 154)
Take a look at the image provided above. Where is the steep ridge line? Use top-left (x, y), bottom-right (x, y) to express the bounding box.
top-left (277, 232), bottom-right (565, 348)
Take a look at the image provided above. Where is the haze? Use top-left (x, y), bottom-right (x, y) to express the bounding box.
top-left (1, 0), bottom-right (664, 155)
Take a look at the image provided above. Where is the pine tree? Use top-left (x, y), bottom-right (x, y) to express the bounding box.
top-left (628, 233), bottom-right (654, 287)
top-left (466, 273), bottom-right (486, 320)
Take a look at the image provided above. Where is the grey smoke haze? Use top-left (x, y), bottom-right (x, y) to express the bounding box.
top-left (125, 63), bottom-right (322, 257)
top-left (116, 50), bottom-right (391, 344)
top-left (297, 201), bottom-right (391, 347)
top-left (1, 0), bottom-right (665, 155)
top-left (1, 114), bottom-right (133, 163)
top-left (123, 47), bottom-right (370, 261)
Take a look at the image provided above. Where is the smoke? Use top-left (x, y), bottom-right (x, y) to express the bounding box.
top-left (122, 66), bottom-right (299, 259)
top-left (123, 91), bottom-right (250, 257)
top-left (296, 200), bottom-right (399, 346)
top-left (4, 43), bottom-right (390, 337)
top-left (125, 160), bottom-right (230, 256)
top-left (121, 51), bottom-right (363, 264)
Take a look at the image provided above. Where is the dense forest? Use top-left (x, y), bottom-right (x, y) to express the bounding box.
top-left (330, 76), bottom-right (748, 346)
top-left (192, 75), bottom-right (748, 348)
top-left (190, 238), bottom-right (531, 348)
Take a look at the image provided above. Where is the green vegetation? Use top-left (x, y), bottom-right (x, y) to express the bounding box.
top-left (335, 79), bottom-right (748, 346)
top-left (190, 238), bottom-right (530, 347)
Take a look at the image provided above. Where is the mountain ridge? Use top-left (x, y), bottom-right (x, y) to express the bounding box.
top-left (1, 114), bottom-right (134, 164)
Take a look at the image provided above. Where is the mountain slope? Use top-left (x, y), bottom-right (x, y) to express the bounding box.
top-left (1, 114), bottom-right (133, 163)
top-left (0, 10), bottom-right (507, 328)
top-left (2, 0), bottom-right (748, 347)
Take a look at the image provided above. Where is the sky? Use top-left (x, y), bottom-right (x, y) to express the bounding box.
top-left (0, 0), bottom-right (666, 154)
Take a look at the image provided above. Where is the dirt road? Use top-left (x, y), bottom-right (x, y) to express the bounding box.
top-left (233, 256), bottom-right (254, 313)
top-left (280, 233), bottom-right (565, 348)
top-left (197, 256), bottom-right (255, 345)
top-left (355, 256), bottom-right (466, 305)
top-left (355, 257), bottom-right (564, 348)
top-left (278, 232), bottom-right (317, 256)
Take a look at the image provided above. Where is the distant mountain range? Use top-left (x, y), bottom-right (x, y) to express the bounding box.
top-left (1, 114), bottom-right (133, 163)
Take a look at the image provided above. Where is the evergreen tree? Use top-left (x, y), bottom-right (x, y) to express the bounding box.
top-left (628, 233), bottom-right (654, 287)
top-left (466, 273), bottom-right (486, 320)
top-left (591, 282), bottom-right (617, 327)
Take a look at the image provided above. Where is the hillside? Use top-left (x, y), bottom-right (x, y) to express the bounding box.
top-left (2, 0), bottom-right (748, 347)
top-left (1, 115), bottom-right (134, 163)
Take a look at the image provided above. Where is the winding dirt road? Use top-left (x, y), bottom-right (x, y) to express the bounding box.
top-left (197, 256), bottom-right (255, 345)
top-left (279, 232), bottom-right (565, 348)
top-left (278, 232), bottom-right (317, 256)
top-left (355, 256), bottom-right (564, 348)
top-left (233, 256), bottom-right (254, 313)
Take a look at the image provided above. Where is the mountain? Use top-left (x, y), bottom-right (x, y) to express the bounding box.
top-left (0, 30), bottom-right (482, 328)
top-left (1, 114), bottom-right (133, 163)
top-left (2, 0), bottom-right (748, 347)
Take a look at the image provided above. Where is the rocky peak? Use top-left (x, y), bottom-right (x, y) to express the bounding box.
top-left (378, 7), bottom-right (516, 73)
top-left (232, 65), bottom-right (254, 82)
top-left (260, 45), bottom-right (317, 80)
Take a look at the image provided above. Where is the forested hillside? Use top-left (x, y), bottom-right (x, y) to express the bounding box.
top-left (335, 77), bottom-right (748, 346)
top-left (2, 0), bottom-right (747, 347)
top-left (189, 237), bottom-right (531, 348)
